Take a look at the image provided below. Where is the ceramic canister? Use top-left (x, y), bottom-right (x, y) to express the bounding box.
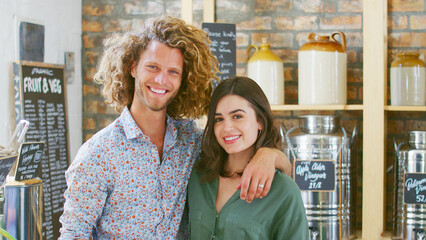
top-left (298, 31), bottom-right (347, 105)
top-left (247, 38), bottom-right (284, 105)
top-left (390, 52), bottom-right (426, 106)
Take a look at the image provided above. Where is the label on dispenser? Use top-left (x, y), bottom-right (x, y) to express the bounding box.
top-left (404, 173), bottom-right (426, 204)
top-left (293, 159), bottom-right (335, 192)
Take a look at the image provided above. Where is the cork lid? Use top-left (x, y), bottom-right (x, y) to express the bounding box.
top-left (299, 115), bottom-right (340, 134)
top-left (408, 131), bottom-right (426, 149)
top-left (247, 38), bottom-right (282, 62)
top-left (391, 52), bottom-right (426, 68)
top-left (300, 31), bottom-right (346, 53)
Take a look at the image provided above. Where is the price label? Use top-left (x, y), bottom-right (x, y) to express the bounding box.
top-left (0, 155), bottom-right (18, 186)
top-left (404, 173), bottom-right (426, 205)
top-left (293, 160), bottom-right (335, 192)
top-left (15, 142), bottom-right (45, 181)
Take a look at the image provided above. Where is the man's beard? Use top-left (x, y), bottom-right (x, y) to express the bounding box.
top-left (135, 86), bottom-right (177, 112)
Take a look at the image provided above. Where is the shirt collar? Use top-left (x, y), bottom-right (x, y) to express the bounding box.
top-left (121, 107), bottom-right (178, 142)
top-left (165, 114), bottom-right (178, 141)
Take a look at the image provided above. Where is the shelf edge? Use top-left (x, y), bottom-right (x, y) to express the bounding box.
top-left (384, 105), bottom-right (426, 111)
top-left (271, 104), bottom-right (364, 111)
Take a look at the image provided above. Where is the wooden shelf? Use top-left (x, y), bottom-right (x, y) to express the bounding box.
top-left (271, 104), bottom-right (364, 111)
top-left (354, 231), bottom-right (393, 240)
top-left (362, 0), bottom-right (387, 238)
top-left (384, 105), bottom-right (426, 111)
top-left (353, 230), bottom-right (393, 240)
top-left (381, 231), bottom-right (393, 240)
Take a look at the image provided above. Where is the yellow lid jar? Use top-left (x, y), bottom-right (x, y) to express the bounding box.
top-left (247, 38), bottom-right (284, 105)
top-left (390, 52), bottom-right (426, 106)
top-left (298, 31), bottom-right (347, 105)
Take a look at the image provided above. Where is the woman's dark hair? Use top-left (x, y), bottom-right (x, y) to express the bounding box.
top-left (196, 76), bottom-right (280, 182)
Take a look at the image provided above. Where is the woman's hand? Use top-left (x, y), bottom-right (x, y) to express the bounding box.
top-left (237, 148), bottom-right (291, 203)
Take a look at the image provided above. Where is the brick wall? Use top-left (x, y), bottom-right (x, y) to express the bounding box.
top-left (82, 0), bottom-right (204, 140)
top-left (82, 0), bottom-right (426, 233)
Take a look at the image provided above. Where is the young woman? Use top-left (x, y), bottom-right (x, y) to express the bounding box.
top-left (188, 76), bottom-right (308, 239)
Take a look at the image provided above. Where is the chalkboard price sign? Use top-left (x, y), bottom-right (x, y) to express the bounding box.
top-left (202, 22), bottom-right (236, 85)
top-left (15, 142), bottom-right (45, 181)
top-left (293, 160), bottom-right (335, 191)
top-left (0, 155), bottom-right (18, 186)
top-left (404, 173), bottom-right (426, 205)
top-left (14, 61), bottom-right (70, 240)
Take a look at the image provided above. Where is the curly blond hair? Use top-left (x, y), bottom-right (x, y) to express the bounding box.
top-left (94, 15), bottom-right (220, 119)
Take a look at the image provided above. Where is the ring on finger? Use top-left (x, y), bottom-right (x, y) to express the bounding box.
top-left (258, 184), bottom-right (264, 188)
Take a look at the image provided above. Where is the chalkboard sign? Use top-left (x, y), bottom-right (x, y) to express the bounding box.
top-left (404, 173), bottom-right (426, 204)
top-left (15, 142), bottom-right (45, 181)
top-left (0, 155), bottom-right (18, 186)
top-left (13, 61), bottom-right (70, 240)
top-left (413, 229), bottom-right (425, 240)
top-left (202, 22), bottom-right (236, 86)
top-left (293, 160), bottom-right (335, 191)
top-left (20, 22), bottom-right (45, 62)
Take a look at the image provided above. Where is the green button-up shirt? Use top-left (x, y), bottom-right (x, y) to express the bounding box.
top-left (188, 169), bottom-right (309, 240)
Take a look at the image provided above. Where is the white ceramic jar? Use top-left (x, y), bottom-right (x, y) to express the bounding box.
top-left (247, 38), bottom-right (284, 105)
top-left (298, 31), bottom-right (347, 105)
top-left (390, 52), bottom-right (426, 106)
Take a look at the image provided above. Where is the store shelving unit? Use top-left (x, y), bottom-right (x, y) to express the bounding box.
top-left (183, 0), bottom-right (425, 239)
top-left (362, 0), bottom-right (388, 239)
top-left (363, 2), bottom-right (424, 239)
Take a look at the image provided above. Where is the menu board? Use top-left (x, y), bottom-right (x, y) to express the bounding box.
top-left (404, 173), bottom-right (426, 204)
top-left (14, 61), bottom-right (69, 240)
top-left (293, 160), bottom-right (335, 191)
top-left (202, 22), bottom-right (236, 86)
top-left (15, 142), bottom-right (45, 181)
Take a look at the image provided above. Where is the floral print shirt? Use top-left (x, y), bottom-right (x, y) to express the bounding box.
top-left (59, 107), bottom-right (202, 239)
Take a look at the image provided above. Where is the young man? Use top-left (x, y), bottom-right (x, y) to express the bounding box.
top-left (59, 15), bottom-right (291, 239)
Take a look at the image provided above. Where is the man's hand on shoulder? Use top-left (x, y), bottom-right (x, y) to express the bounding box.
top-left (237, 148), bottom-right (291, 203)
